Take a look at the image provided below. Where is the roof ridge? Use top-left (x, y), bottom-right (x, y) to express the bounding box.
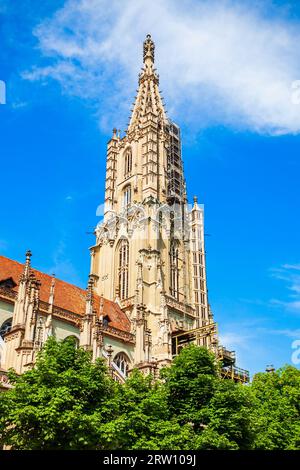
top-left (0, 255), bottom-right (131, 332)
top-left (0, 255), bottom-right (114, 304)
top-left (0, 254), bottom-right (86, 293)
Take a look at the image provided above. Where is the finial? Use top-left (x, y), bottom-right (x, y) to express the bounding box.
top-left (112, 128), bottom-right (117, 137)
top-left (20, 249), bottom-right (32, 282)
top-left (193, 196), bottom-right (198, 204)
top-left (143, 33), bottom-right (155, 64)
top-left (25, 250), bottom-right (32, 265)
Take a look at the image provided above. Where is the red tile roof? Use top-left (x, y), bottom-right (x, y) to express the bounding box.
top-left (0, 255), bottom-right (131, 333)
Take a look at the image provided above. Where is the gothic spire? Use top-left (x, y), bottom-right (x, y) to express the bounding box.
top-left (127, 34), bottom-right (167, 134)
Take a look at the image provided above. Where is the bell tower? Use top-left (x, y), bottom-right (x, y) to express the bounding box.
top-left (90, 35), bottom-right (213, 369)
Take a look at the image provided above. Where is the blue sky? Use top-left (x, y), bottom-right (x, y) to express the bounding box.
top-left (1, 0), bottom-right (300, 376)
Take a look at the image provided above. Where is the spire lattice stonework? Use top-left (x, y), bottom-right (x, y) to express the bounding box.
top-left (128, 34), bottom-right (167, 135)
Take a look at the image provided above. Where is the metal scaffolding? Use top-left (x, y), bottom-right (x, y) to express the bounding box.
top-left (166, 121), bottom-right (185, 202)
top-left (171, 324), bottom-right (250, 383)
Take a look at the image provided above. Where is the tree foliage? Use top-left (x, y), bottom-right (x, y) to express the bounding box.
top-left (0, 337), bottom-right (116, 449)
top-left (251, 366), bottom-right (300, 449)
top-left (0, 338), bottom-right (299, 450)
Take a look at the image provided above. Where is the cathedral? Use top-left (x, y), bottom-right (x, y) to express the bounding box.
top-left (0, 35), bottom-right (249, 390)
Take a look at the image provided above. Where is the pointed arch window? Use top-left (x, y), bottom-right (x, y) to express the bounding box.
top-left (113, 352), bottom-right (129, 377)
top-left (63, 335), bottom-right (80, 348)
top-left (118, 239), bottom-right (129, 300)
top-left (124, 148), bottom-right (132, 177)
top-left (170, 244), bottom-right (179, 300)
top-left (0, 318), bottom-right (12, 339)
top-left (123, 185), bottom-right (131, 207)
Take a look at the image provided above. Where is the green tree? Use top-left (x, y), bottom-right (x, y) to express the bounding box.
top-left (251, 366), bottom-right (300, 450)
top-left (197, 379), bottom-right (255, 449)
top-left (161, 345), bottom-right (218, 426)
top-left (0, 336), bottom-right (115, 449)
top-left (161, 345), bottom-right (255, 450)
top-left (99, 369), bottom-right (197, 450)
top-left (1, 338), bottom-right (299, 450)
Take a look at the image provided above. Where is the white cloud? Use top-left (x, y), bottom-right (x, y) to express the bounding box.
top-left (270, 299), bottom-right (300, 312)
top-left (282, 263), bottom-right (300, 271)
top-left (219, 331), bottom-right (252, 349)
top-left (270, 264), bottom-right (300, 313)
top-left (269, 328), bottom-right (300, 338)
top-left (218, 321), bottom-right (272, 374)
top-left (24, 0), bottom-right (300, 135)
